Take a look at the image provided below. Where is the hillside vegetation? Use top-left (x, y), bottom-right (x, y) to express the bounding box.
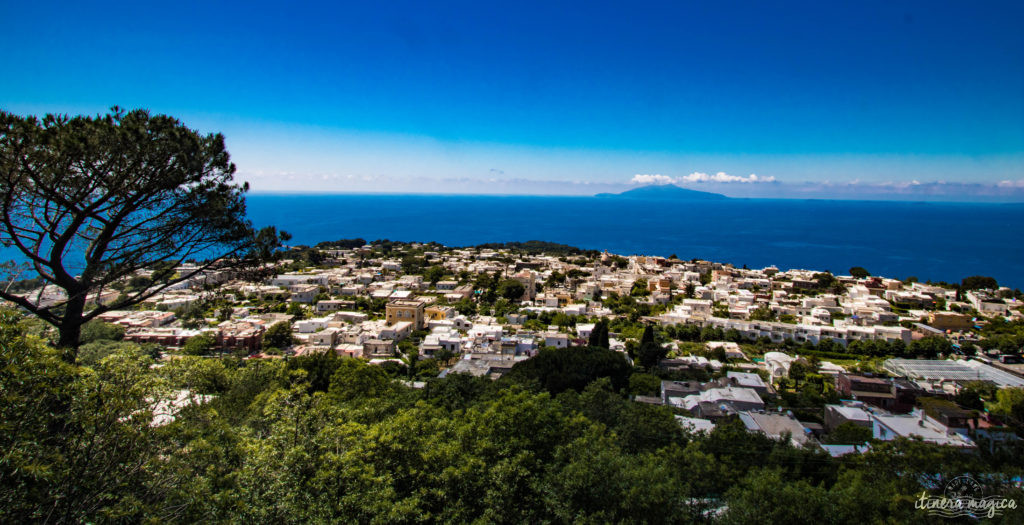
top-left (3, 310), bottom-right (1023, 523)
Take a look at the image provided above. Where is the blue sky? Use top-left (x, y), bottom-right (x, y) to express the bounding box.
top-left (1, 1), bottom-right (1022, 199)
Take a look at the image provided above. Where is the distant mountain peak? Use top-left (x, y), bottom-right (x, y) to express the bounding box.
top-left (595, 184), bottom-right (727, 200)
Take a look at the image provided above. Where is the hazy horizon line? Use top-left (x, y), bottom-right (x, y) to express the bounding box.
top-left (244, 189), bottom-right (1024, 205)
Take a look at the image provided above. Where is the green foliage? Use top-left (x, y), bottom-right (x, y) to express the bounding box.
top-left (720, 469), bottom-right (833, 524)
top-left (567, 268), bottom-right (590, 280)
top-left (78, 340), bottom-right (159, 368)
top-left (788, 361), bottom-right (808, 386)
top-left (907, 335), bottom-right (952, 358)
top-left (281, 245), bottom-right (325, 270)
top-left (497, 278), bottom-right (526, 301)
top-left (633, 325), bottom-right (668, 368)
top-left (353, 296), bottom-right (387, 315)
top-left (628, 372), bottom-right (661, 396)
top-left (542, 429), bottom-right (687, 523)
top-left (637, 341), bottom-right (668, 369)
top-left (962, 275), bottom-right (998, 290)
top-left (813, 271), bottom-right (836, 287)
top-left (3, 275), bottom-right (44, 293)
top-left (0, 310), bottom-right (171, 522)
top-left (328, 358), bottom-right (397, 402)
top-left (848, 266), bottom-right (870, 278)
top-left (400, 254), bottom-right (425, 274)
top-left (602, 291), bottom-right (642, 317)
top-left (523, 318), bottom-right (546, 331)
top-left (423, 265), bottom-right (445, 285)
top-left (471, 240), bottom-right (597, 256)
top-left (826, 422), bottom-right (873, 445)
top-left (79, 320), bottom-right (126, 344)
top-left (641, 324), bottom-right (655, 345)
top-left (748, 304), bottom-right (775, 321)
top-left (262, 321), bottom-right (294, 350)
top-left (313, 237), bottom-right (366, 249)
top-left (420, 373), bottom-right (496, 411)
top-left (285, 301), bottom-right (307, 319)
top-left (630, 278), bottom-right (651, 297)
top-left (453, 296), bottom-right (478, 316)
top-left (587, 318), bottom-right (610, 348)
top-left (989, 387), bottom-right (1024, 432)
top-left (505, 346), bottom-right (631, 394)
top-left (286, 350), bottom-right (344, 393)
top-left (2, 305), bottom-right (1022, 523)
top-left (545, 270), bottom-right (566, 287)
top-left (0, 108), bottom-right (279, 353)
top-left (955, 381), bottom-right (998, 411)
top-left (183, 332), bottom-right (217, 356)
top-left (162, 356), bottom-right (232, 395)
top-left (978, 318), bottom-right (1024, 354)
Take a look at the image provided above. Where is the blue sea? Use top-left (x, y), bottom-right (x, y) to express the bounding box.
top-left (246, 194), bottom-right (1024, 289)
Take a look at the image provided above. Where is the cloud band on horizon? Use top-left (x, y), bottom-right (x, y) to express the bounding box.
top-left (631, 172), bottom-right (776, 185)
top-left (238, 169), bottom-right (1024, 202)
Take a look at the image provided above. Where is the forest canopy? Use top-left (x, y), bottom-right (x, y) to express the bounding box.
top-left (2, 310), bottom-right (1022, 523)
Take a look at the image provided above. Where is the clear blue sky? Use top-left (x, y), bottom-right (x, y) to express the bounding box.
top-left (2, 1), bottom-right (1022, 199)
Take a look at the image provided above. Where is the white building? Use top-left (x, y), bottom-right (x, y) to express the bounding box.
top-left (294, 317), bottom-right (331, 333)
top-left (675, 416), bottom-right (715, 434)
top-left (270, 273), bottom-right (329, 287)
top-left (870, 409), bottom-right (974, 448)
top-left (576, 323), bottom-right (596, 340)
top-left (675, 387), bottom-right (764, 413)
top-left (289, 284), bottom-right (319, 304)
top-left (542, 331), bottom-right (570, 349)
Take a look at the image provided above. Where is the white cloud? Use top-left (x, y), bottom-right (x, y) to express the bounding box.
top-left (680, 171), bottom-right (775, 184)
top-left (998, 179), bottom-right (1024, 188)
top-left (630, 174), bottom-right (676, 185)
top-left (629, 172), bottom-right (777, 185)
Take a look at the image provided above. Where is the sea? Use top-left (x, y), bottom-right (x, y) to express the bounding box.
top-left (245, 194), bottom-right (1024, 289)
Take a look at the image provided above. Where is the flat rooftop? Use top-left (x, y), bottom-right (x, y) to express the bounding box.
top-left (884, 359), bottom-right (1024, 388)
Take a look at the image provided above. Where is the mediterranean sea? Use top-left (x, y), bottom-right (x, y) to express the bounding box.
top-left (246, 194), bottom-right (1024, 289)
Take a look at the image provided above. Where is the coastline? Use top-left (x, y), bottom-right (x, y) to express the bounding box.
top-left (243, 194), bottom-right (1024, 289)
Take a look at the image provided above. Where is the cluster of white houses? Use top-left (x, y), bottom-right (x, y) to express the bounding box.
top-left (661, 309), bottom-right (912, 346)
top-left (15, 242), bottom-right (1020, 359)
top-left (9, 240), bottom-right (1024, 449)
top-left (24, 240), bottom-right (1016, 364)
top-left (656, 374), bottom-right (979, 452)
top-left (649, 356), bottom-right (1018, 452)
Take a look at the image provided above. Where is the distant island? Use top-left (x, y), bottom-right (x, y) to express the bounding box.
top-left (594, 184), bottom-right (727, 200)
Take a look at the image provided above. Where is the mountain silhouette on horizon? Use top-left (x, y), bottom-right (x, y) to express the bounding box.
top-left (594, 184), bottom-right (727, 200)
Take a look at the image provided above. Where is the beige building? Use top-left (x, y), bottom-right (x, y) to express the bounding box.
top-left (928, 311), bottom-right (973, 332)
top-left (513, 270), bottom-right (537, 301)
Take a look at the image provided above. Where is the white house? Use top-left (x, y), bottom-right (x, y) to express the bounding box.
top-left (542, 331), bottom-right (570, 349)
top-left (870, 409), bottom-right (974, 448)
top-left (576, 323), bottom-right (596, 340)
top-left (294, 317), bottom-right (331, 333)
top-left (676, 387), bottom-right (764, 413)
top-left (289, 284), bottom-right (319, 304)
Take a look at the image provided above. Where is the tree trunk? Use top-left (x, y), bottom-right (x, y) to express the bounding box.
top-left (57, 295), bottom-right (86, 362)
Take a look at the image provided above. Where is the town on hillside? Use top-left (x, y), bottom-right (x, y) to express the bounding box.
top-left (11, 239), bottom-right (1024, 452)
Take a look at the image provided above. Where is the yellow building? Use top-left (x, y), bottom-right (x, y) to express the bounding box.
top-left (425, 305), bottom-right (454, 321)
top-left (554, 292), bottom-right (572, 307)
top-left (386, 299), bottom-right (426, 330)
